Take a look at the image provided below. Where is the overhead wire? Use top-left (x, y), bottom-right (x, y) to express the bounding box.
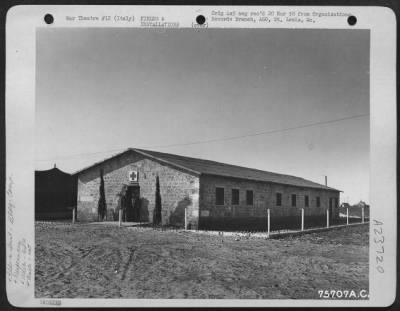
top-left (36, 113), bottom-right (369, 162)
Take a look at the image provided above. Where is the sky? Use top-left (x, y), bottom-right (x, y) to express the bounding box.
top-left (35, 28), bottom-right (370, 205)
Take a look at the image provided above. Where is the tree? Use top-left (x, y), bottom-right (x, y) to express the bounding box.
top-left (98, 169), bottom-right (107, 221)
top-left (153, 175), bottom-right (162, 225)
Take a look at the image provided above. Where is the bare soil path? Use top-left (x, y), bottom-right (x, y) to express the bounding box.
top-left (35, 223), bottom-right (368, 299)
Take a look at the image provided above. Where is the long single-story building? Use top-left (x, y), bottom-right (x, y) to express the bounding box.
top-left (74, 148), bottom-right (341, 230)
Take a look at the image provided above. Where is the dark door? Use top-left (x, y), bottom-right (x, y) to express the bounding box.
top-left (131, 186), bottom-right (141, 221)
top-left (124, 186), bottom-right (141, 222)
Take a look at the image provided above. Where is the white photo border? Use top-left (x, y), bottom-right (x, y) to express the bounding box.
top-left (5, 5), bottom-right (397, 308)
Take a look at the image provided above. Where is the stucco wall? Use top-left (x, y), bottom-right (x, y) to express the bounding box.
top-left (199, 174), bottom-right (340, 230)
top-left (77, 151), bottom-right (200, 228)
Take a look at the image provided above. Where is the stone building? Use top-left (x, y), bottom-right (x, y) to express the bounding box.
top-left (75, 148), bottom-right (341, 230)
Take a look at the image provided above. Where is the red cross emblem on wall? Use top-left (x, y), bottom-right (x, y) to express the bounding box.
top-left (129, 171), bottom-right (138, 182)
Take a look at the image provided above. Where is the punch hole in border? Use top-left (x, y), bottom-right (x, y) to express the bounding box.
top-left (196, 15), bottom-right (206, 25)
top-left (44, 14), bottom-right (54, 25)
top-left (347, 16), bottom-right (357, 26)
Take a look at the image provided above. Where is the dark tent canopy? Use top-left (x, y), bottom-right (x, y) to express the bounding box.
top-left (35, 167), bottom-right (77, 220)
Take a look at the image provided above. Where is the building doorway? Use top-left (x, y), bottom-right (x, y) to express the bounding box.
top-left (124, 185), bottom-right (141, 222)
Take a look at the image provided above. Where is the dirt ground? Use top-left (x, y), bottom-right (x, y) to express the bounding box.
top-left (35, 223), bottom-right (369, 299)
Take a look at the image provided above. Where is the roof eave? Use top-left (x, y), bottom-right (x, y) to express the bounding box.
top-left (73, 148), bottom-right (202, 177)
top-left (73, 148), bottom-right (132, 175)
top-left (200, 173), bottom-right (341, 192)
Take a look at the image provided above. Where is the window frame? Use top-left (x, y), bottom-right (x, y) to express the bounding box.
top-left (215, 187), bottom-right (225, 206)
top-left (246, 190), bottom-right (254, 206)
top-left (276, 192), bottom-right (282, 207)
top-left (304, 195), bottom-right (309, 207)
top-left (291, 194), bottom-right (297, 207)
top-left (316, 196), bottom-right (321, 207)
top-left (231, 188), bottom-right (240, 205)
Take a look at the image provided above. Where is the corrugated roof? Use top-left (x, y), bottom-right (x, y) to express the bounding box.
top-left (76, 148), bottom-right (340, 191)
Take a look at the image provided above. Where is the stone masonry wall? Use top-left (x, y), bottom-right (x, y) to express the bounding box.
top-left (77, 151), bottom-right (200, 228)
top-left (199, 174), bottom-right (340, 229)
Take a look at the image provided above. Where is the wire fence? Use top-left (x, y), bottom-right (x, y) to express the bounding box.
top-left (198, 206), bottom-right (369, 233)
top-left (36, 206), bottom-right (369, 237)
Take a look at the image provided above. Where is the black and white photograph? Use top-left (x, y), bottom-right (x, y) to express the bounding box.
top-left (5, 5), bottom-right (397, 307)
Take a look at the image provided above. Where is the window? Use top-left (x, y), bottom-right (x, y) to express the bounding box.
top-left (246, 190), bottom-right (253, 205)
top-left (304, 195), bottom-right (309, 207)
top-left (276, 193), bottom-right (282, 206)
top-left (216, 187), bottom-right (224, 205)
top-left (232, 189), bottom-right (239, 205)
top-left (334, 198), bottom-right (338, 207)
top-left (291, 194), bottom-right (297, 207)
top-left (329, 197), bottom-right (333, 209)
top-left (316, 196), bottom-right (321, 207)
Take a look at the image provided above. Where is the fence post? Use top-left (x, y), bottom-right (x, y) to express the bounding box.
top-left (346, 207), bottom-right (349, 225)
top-left (72, 208), bottom-right (75, 224)
top-left (326, 208), bottom-right (330, 228)
top-left (184, 207), bottom-right (187, 231)
top-left (118, 208), bottom-right (122, 228)
top-left (362, 207), bottom-right (364, 223)
top-left (301, 208), bottom-right (304, 231)
top-left (267, 209), bottom-right (270, 237)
